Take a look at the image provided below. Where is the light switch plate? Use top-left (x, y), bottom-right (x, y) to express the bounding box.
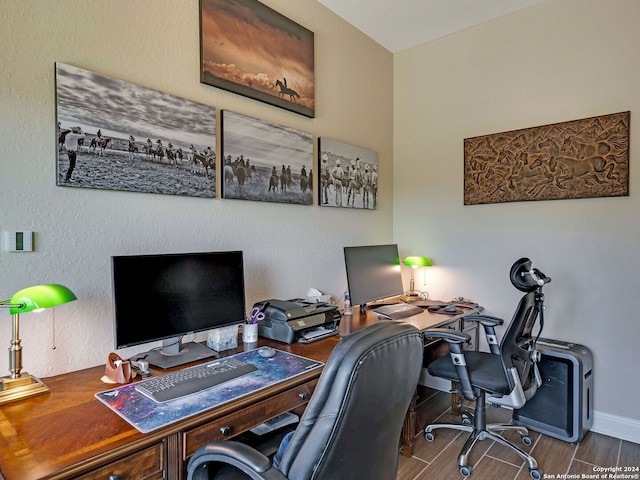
top-left (6, 231), bottom-right (34, 252)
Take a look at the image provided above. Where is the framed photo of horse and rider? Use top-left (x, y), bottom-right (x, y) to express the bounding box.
top-left (200, 0), bottom-right (315, 119)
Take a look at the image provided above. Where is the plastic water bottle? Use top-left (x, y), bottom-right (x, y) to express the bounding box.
top-left (344, 290), bottom-right (353, 316)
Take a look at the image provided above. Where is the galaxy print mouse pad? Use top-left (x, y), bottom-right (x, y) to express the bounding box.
top-left (95, 349), bottom-right (323, 433)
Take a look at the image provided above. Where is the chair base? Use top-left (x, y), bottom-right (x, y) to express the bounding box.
top-left (425, 406), bottom-right (541, 478)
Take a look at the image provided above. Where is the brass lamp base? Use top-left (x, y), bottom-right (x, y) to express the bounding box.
top-left (0, 373), bottom-right (50, 405)
top-left (399, 293), bottom-right (421, 302)
top-left (400, 289), bottom-right (429, 302)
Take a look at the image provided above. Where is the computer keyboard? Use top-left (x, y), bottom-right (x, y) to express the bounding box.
top-left (135, 357), bottom-right (258, 403)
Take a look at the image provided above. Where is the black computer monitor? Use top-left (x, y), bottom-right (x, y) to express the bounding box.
top-left (111, 251), bottom-right (246, 368)
top-left (343, 244), bottom-right (404, 308)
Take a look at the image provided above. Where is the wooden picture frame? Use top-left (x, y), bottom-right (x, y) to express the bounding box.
top-left (318, 137), bottom-right (378, 209)
top-left (200, 0), bottom-right (315, 118)
top-left (56, 63), bottom-right (217, 198)
top-left (464, 111), bottom-right (630, 205)
top-left (221, 110), bottom-right (313, 205)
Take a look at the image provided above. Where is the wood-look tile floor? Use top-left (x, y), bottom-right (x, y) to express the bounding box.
top-left (397, 387), bottom-right (640, 480)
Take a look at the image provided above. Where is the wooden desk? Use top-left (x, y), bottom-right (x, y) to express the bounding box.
top-left (0, 305), bottom-right (477, 479)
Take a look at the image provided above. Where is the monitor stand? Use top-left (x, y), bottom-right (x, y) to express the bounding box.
top-left (145, 338), bottom-right (217, 369)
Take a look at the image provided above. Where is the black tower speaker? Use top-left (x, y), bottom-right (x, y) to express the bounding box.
top-left (513, 338), bottom-right (593, 444)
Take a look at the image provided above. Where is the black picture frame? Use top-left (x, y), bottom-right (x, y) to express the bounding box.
top-left (200, 0), bottom-right (315, 118)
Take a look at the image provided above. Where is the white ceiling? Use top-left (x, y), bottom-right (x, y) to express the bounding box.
top-left (316, 0), bottom-right (546, 53)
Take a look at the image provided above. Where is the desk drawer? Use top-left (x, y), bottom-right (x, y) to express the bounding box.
top-left (75, 442), bottom-right (165, 480)
top-left (183, 379), bottom-right (317, 460)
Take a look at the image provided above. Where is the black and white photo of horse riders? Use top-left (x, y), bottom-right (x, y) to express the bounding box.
top-left (56, 63), bottom-right (216, 198)
top-left (318, 137), bottom-right (378, 210)
top-left (221, 110), bottom-right (313, 205)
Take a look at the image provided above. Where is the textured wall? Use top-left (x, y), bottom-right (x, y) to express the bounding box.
top-left (0, 0), bottom-right (393, 376)
top-left (394, 0), bottom-right (640, 436)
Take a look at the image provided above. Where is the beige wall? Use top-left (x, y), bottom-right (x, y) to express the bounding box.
top-left (0, 1), bottom-right (393, 375)
top-left (394, 0), bottom-right (640, 440)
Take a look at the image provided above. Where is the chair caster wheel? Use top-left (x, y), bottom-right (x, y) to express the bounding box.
top-left (425, 432), bottom-right (435, 442)
top-left (461, 413), bottom-right (472, 425)
top-left (459, 465), bottom-right (472, 477)
top-left (529, 468), bottom-right (542, 480)
top-left (521, 435), bottom-right (532, 446)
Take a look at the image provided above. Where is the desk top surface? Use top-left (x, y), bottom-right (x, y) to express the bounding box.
top-left (339, 303), bottom-right (476, 334)
top-left (0, 304), bottom-right (474, 480)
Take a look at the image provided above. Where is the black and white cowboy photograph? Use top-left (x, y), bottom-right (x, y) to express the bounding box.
top-left (318, 137), bottom-right (378, 210)
top-left (56, 63), bottom-right (217, 198)
top-left (221, 110), bottom-right (313, 205)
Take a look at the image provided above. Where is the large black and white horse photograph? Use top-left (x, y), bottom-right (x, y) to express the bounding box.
top-left (221, 110), bottom-right (313, 205)
top-left (318, 137), bottom-right (378, 210)
top-left (56, 63), bottom-right (216, 198)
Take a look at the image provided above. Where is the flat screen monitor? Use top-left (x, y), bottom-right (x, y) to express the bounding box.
top-left (111, 251), bottom-right (246, 368)
top-left (343, 244), bottom-right (404, 308)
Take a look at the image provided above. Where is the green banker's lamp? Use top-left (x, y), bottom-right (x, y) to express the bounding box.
top-left (400, 256), bottom-right (432, 302)
top-left (0, 283), bottom-right (77, 404)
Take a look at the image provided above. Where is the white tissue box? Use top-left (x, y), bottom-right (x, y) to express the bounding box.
top-left (306, 294), bottom-right (331, 303)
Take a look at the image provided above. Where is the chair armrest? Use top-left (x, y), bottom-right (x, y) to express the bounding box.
top-left (462, 315), bottom-right (504, 355)
top-left (423, 328), bottom-right (471, 345)
top-left (423, 328), bottom-right (475, 400)
top-left (187, 441), bottom-right (288, 480)
top-left (462, 314), bottom-right (504, 327)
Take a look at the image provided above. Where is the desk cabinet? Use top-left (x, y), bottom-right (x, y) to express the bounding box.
top-left (74, 442), bottom-right (166, 480)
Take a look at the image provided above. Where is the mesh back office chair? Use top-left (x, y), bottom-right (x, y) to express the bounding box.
top-left (423, 258), bottom-right (550, 480)
top-left (187, 322), bottom-right (423, 480)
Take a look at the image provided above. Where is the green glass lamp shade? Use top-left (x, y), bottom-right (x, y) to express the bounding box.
top-left (404, 256), bottom-right (433, 268)
top-left (9, 284), bottom-right (77, 314)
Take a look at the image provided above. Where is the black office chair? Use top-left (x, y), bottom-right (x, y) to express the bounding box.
top-left (187, 322), bottom-right (424, 480)
top-left (423, 258), bottom-right (550, 480)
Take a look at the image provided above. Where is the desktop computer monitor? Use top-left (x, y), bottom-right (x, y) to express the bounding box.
top-left (343, 244), bottom-right (404, 308)
top-left (111, 250), bottom-right (246, 368)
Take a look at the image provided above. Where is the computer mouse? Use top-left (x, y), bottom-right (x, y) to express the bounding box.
top-left (444, 305), bottom-right (458, 313)
top-left (258, 347), bottom-right (277, 358)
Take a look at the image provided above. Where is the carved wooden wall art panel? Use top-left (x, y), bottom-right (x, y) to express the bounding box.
top-left (463, 111), bottom-right (629, 205)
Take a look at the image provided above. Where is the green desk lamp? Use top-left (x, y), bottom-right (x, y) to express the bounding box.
top-left (0, 283), bottom-right (77, 404)
top-left (401, 256), bottom-right (432, 302)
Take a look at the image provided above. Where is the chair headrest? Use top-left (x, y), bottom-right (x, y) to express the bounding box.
top-left (510, 257), bottom-right (550, 292)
